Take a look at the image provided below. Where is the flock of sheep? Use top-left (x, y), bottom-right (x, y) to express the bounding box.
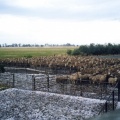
top-left (56, 72), bottom-right (118, 86)
top-left (0, 55), bottom-right (120, 86)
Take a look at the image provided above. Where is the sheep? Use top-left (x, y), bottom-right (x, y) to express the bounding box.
top-left (78, 72), bottom-right (90, 84)
top-left (108, 77), bottom-right (118, 86)
top-left (97, 74), bottom-right (108, 84)
top-left (1, 55), bottom-right (120, 79)
top-left (89, 75), bottom-right (99, 84)
top-left (68, 72), bottom-right (79, 84)
top-left (89, 74), bottom-right (108, 84)
top-left (56, 75), bottom-right (69, 84)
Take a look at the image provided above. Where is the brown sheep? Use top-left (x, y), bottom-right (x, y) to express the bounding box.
top-left (69, 72), bottom-right (79, 84)
top-left (89, 74), bottom-right (108, 84)
top-left (56, 75), bottom-right (69, 84)
top-left (108, 77), bottom-right (118, 86)
top-left (89, 75), bottom-right (99, 84)
top-left (78, 73), bottom-right (90, 83)
top-left (97, 74), bottom-right (108, 84)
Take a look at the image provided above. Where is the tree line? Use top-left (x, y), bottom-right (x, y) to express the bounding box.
top-left (67, 43), bottom-right (120, 55)
top-left (0, 43), bottom-right (76, 48)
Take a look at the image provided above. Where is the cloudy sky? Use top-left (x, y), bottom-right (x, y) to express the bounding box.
top-left (0, 0), bottom-right (120, 45)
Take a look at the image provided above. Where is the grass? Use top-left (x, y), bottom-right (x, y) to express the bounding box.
top-left (0, 46), bottom-right (76, 58)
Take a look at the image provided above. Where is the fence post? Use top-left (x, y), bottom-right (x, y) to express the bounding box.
top-left (32, 75), bottom-right (35, 90)
top-left (80, 84), bottom-right (83, 96)
top-left (112, 91), bottom-right (115, 110)
top-left (12, 74), bottom-right (15, 88)
top-left (118, 80), bottom-right (120, 101)
top-left (100, 84), bottom-right (102, 99)
top-left (69, 67), bottom-right (71, 74)
top-left (47, 73), bottom-right (49, 92)
top-left (105, 101), bottom-right (107, 113)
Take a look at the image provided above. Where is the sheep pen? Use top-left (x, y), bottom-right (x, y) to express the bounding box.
top-left (0, 55), bottom-right (120, 119)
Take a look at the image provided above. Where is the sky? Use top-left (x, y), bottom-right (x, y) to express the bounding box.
top-left (0, 0), bottom-right (120, 45)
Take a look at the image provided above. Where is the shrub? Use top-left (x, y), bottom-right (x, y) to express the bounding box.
top-left (72, 48), bottom-right (80, 55)
top-left (67, 49), bottom-right (72, 55)
top-left (71, 43), bottom-right (120, 55)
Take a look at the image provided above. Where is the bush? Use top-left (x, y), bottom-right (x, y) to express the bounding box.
top-left (72, 48), bottom-right (80, 55)
top-left (67, 49), bottom-right (72, 55)
top-left (71, 43), bottom-right (120, 55)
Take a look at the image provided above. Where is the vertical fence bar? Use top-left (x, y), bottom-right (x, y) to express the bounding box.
top-left (118, 80), bottom-right (120, 101)
top-left (47, 73), bottom-right (49, 92)
top-left (32, 75), bottom-right (35, 90)
top-left (112, 91), bottom-right (115, 110)
top-left (100, 84), bottom-right (102, 99)
top-left (12, 74), bottom-right (15, 88)
top-left (80, 84), bottom-right (83, 96)
top-left (105, 101), bottom-right (107, 113)
top-left (55, 67), bottom-right (57, 74)
top-left (69, 67), bottom-right (71, 74)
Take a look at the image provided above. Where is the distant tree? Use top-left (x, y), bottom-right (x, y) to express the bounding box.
top-left (72, 48), bottom-right (80, 55)
top-left (66, 43), bottom-right (71, 46)
top-left (4, 43), bottom-right (7, 47)
top-left (78, 45), bottom-right (89, 55)
top-left (71, 43), bottom-right (120, 55)
top-left (18, 43), bottom-right (21, 47)
top-left (41, 45), bottom-right (44, 47)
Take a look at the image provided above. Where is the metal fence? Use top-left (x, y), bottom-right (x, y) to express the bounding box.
top-left (99, 81), bottom-right (120, 114)
top-left (31, 73), bottom-right (119, 100)
top-left (0, 73), bottom-right (15, 90)
top-left (1, 68), bottom-right (120, 113)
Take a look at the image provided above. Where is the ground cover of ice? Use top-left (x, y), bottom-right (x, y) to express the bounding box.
top-left (0, 88), bottom-right (106, 120)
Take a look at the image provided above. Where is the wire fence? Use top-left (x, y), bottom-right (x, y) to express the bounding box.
top-left (1, 68), bottom-right (120, 115)
top-left (99, 81), bottom-right (119, 114)
top-left (0, 73), bottom-right (14, 90)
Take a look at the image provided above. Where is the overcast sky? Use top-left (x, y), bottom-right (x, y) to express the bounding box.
top-left (0, 0), bottom-right (120, 45)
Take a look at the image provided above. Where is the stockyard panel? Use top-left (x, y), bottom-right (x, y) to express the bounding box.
top-left (0, 70), bottom-right (118, 101)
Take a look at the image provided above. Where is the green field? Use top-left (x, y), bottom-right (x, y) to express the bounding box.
top-left (0, 47), bottom-right (76, 58)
